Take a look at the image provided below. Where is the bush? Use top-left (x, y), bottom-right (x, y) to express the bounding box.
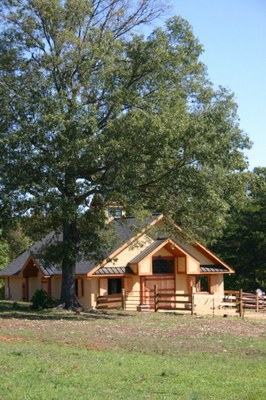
top-left (31, 289), bottom-right (57, 310)
top-left (0, 279), bottom-right (4, 300)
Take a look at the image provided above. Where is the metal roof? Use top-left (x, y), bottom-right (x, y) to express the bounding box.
top-left (93, 266), bottom-right (134, 275)
top-left (128, 240), bottom-right (165, 264)
top-left (200, 265), bottom-right (229, 273)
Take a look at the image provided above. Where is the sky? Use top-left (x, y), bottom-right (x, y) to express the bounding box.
top-left (155, 0), bottom-right (266, 170)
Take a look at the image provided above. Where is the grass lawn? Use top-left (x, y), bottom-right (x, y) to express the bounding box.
top-left (0, 301), bottom-right (265, 399)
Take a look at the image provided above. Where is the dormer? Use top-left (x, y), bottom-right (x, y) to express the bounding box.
top-left (106, 203), bottom-right (125, 220)
top-left (90, 195), bottom-right (125, 221)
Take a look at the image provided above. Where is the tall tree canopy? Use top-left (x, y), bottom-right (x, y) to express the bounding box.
top-left (212, 168), bottom-right (266, 292)
top-left (0, 0), bottom-right (250, 308)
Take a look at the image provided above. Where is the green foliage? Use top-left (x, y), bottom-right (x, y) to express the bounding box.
top-left (212, 168), bottom-right (266, 291)
top-left (0, 1), bottom-right (251, 306)
top-left (31, 289), bottom-right (58, 310)
top-left (0, 229), bottom-right (9, 271)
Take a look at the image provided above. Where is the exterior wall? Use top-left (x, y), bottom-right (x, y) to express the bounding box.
top-left (125, 275), bottom-right (140, 294)
top-left (175, 274), bottom-right (188, 294)
top-left (209, 275), bottom-right (224, 294)
top-left (104, 234), bottom-right (153, 268)
top-left (89, 278), bottom-right (99, 308)
top-left (193, 293), bottom-right (236, 316)
top-left (28, 276), bottom-right (41, 300)
top-left (99, 278), bottom-right (108, 295)
top-left (175, 238), bottom-right (214, 265)
top-left (139, 258), bottom-right (151, 274)
top-left (154, 248), bottom-right (172, 257)
top-left (6, 277), bottom-right (23, 301)
top-left (177, 257), bottom-right (186, 272)
top-left (139, 247), bottom-right (175, 275)
top-left (186, 256), bottom-right (199, 274)
top-left (77, 278), bottom-right (92, 309)
top-left (51, 277), bottom-right (61, 299)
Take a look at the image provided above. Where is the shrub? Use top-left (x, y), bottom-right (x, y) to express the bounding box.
top-left (0, 280), bottom-right (4, 300)
top-left (31, 289), bottom-right (57, 310)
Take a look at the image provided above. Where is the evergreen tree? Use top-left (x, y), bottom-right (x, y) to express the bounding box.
top-left (212, 168), bottom-right (266, 291)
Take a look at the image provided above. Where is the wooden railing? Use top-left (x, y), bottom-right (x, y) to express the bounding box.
top-left (154, 286), bottom-right (193, 314)
top-left (97, 287), bottom-right (194, 314)
top-left (96, 293), bottom-right (123, 309)
top-left (96, 288), bottom-right (266, 317)
top-left (224, 290), bottom-right (266, 316)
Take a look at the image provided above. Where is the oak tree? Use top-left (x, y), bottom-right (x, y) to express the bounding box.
top-left (0, 0), bottom-right (250, 308)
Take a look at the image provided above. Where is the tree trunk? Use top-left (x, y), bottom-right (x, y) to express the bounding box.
top-left (60, 257), bottom-right (79, 309)
top-left (59, 220), bottom-right (80, 309)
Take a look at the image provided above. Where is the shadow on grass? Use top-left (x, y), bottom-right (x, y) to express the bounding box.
top-left (0, 300), bottom-right (135, 321)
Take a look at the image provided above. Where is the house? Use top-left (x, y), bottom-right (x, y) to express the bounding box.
top-left (0, 213), bottom-right (234, 315)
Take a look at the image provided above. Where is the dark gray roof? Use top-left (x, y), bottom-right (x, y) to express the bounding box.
top-left (93, 266), bottom-right (134, 275)
top-left (0, 215), bottom-right (159, 277)
top-left (0, 231), bottom-right (61, 277)
top-left (200, 265), bottom-right (229, 273)
top-left (129, 240), bottom-right (164, 264)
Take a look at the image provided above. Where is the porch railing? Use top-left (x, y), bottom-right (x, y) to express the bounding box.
top-left (96, 288), bottom-right (266, 317)
top-left (96, 293), bottom-right (123, 309)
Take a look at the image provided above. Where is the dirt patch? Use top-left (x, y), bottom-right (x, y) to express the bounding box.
top-left (0, 336), bottom-right (28, 342)
top-left (0, 310), bottom-right (265, 356)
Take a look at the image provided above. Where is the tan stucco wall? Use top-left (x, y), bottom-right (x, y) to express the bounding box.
top-left (6, 277), bottom-right (22, 301)
top-left (209, 275), bottom-right (224, 294)
top-left (104, 234), bottom-right (153, 268)
top-left (154, 248), bottom-right (172, 257)
top-left (193, 293), bottom-right (236, 316)
top-left (186, 256), bottom-right (199, 274)
top-left (125, 276), bottom-right (140, 293)
top-left (175, 274), bottom-right (188, 294)
top-left (177, 257), bottom-right (186, 272)
top-left (77, 278), bottom-right (92, 309)
top-left (28, 276), bottom-right (41, 300)
top-left (175, 238), bottom-right (214, 264)
top-left (139, 246), bottom-right (175, 275)
top-left (99, 278), bottom-right (108, 295)
top-left (139, 257), bottom-right (151, 274)
top-left (51, 277), bottom-right (61, 299)
top-left (89, 278), bottom-right (98, 308)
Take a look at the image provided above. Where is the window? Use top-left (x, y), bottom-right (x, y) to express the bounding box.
top-left (152, 257), bottom-right (174, 274)
top-left (108, 278), bottom-right (122, 294)
top-left (108, 207), bottom-right (122, 218)
top-left (196, 275), bottom-right (209, 292)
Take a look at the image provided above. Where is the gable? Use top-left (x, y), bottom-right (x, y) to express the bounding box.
top-left (1, 213), bottom-right (233, 278)
top-left (90, 215), bottom-right (233, 276)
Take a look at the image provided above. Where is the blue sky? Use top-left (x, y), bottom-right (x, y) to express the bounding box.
top-left (155, 0), bottom-right (266, 170)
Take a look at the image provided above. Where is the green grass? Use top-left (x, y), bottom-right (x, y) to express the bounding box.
top-left (0, 301), bottom-right (265, 399)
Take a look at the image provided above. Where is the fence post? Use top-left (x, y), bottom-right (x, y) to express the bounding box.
top-left (256, 292), bottom-right (259, 313)
top-left (122, 288), bottom-right (125, 310)
top-left (191, 287), bottom-right (195, 316)
top-left (154, 285), bottom-right (158, 312)
top-left (239, 289), bottom-right (243, 318)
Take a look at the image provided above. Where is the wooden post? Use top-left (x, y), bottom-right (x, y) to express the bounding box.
top-left (256, 292), bottom-right (259, 313)
top-left (122, 288), bottom-right (125, 310)
top-left (239, 289), bottom-right (243, 318)
top-left (154, 285), bottom-right (158, 312)
top-left (190, 286), bottom-right (195, 316)
top-left (191, 292), bottom-right (194, 316)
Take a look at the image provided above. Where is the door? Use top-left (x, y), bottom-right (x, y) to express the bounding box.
top-left (144, 275), bottom-right (175, 309)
